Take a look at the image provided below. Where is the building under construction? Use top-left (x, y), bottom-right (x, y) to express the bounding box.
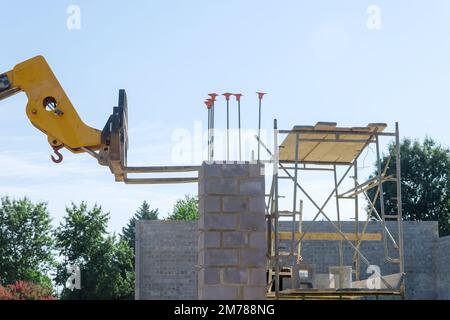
top-left (1, 57), bottom-right (448, 300)
top-left (134, 121), bottom-right (450, 300)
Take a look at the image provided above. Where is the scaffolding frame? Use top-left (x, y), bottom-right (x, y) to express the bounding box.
top-left (263, 120), bottom-right (405, 300)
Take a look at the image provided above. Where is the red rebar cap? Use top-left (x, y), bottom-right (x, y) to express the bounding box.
top-left (233, 93), bottom-right (243, 102)
top-left (256, 92), bottom-right (267, 100)
top-left (223, 93), bottom-right (233, 101)
top-left (204, 99), bottom-right (212, 109)
top-left (208, 93), bottom-right (219, 102)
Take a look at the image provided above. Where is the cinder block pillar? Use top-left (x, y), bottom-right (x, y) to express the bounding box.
top-left (198, 162), bottom-right (267, 300)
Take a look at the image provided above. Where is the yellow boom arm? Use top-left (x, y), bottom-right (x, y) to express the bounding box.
top-left (0, 56), bottom-right (102, 153)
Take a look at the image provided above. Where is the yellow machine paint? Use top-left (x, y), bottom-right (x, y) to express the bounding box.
top-left (0, 55), bottom-right (194, 184)
top-left (0, 56), bottom-right (101, 153)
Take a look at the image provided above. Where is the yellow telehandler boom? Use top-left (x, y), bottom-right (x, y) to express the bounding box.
top-left (0, 56), bottom-right (103, 155)
top-left (0, 56), bottom-right (127, 177)
top-left (0, 55), bottom-right (198, 184)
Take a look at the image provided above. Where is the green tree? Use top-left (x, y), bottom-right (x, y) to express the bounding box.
top-left (122, 201), bottom-right (159, 251)
top-left (166, 195), bottom-right (199, 221)
top-left (367, 138), bottom-right (450, 236)
top-left (0, 197), bottom-right (54, 288)
top-left (54, 202), bottom-right (134, 299)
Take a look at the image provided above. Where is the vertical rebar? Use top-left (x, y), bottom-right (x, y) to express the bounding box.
top-left (205, 99), bottom-right (212, 161)
top-left (258, 99), bottom-right (261, 161)
top-left (257, 92), bottom-right (266, 161)
top-left (208, 93), bottom-right (218, 161)
top-left (223, 93), bottom-right (232, 161)
top-left (207, 105), bottom-right (210, 161)
top-left (211, 101), bottom-right (214, 160)
top-left (227, 99), bottom-right (230, 160)
top-left (233, 94), bottom-right (243, 161)
top-left (238, 98), bottom-right (241, 161)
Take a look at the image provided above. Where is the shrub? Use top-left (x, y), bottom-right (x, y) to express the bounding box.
top-left (0, 281), bottom-right (55, 300)
top-left (0, 284), bottom-right (14, 300)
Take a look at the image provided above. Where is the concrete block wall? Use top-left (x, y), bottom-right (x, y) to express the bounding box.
top-left (135, 220), bottom-right (197, 300)
top-left (132, 161), bottom-right (447, 300)
top-left (198, 162), bottom-right (267, 300)
top-left (134, 218), bottom-right (447, 300)
top-left (435, 236), bottom-right (450, 299)
top-left (403, 221), bottom-right (438, 299)
top-left (279, 221), bottom-right (439, 299)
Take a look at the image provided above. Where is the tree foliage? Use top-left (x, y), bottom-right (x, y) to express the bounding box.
top-left (166, 195), bottom-right (199, 221)
top-left (367, 138), bottom-right (450, 236)
top-left (0, 197), bottom-right (54, 288)
top-left (54, 202), bottom-right (134, 299)
top-left (122, 201), bottom-right (159, 252)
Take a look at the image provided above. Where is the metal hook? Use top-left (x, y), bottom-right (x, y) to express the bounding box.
top-left (51, 146), bottom-right (63, 164)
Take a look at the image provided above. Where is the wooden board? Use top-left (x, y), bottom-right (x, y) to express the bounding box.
top-left (276, 232), bottom-right (382, 241)
top-left (279, 122), bottom-right (387, 164)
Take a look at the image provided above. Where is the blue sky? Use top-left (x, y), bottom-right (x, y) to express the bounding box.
top-left (1, 0), bottom-right (450, 233)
